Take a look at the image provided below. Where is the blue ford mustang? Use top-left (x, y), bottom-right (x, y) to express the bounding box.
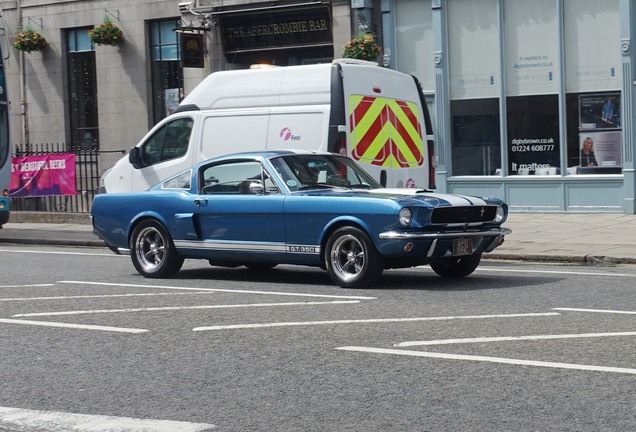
top-left (92, 150), bottom-right (511, 288)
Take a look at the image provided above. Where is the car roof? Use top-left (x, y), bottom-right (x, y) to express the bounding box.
top-left (203, 149), bottom-right (337, 163)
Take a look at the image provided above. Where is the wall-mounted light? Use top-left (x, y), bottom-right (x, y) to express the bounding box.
top-left (174, 16), bottom-right (212, 33)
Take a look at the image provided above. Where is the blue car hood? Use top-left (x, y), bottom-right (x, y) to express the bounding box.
top-left (293, 188), bottom-right (497, 207)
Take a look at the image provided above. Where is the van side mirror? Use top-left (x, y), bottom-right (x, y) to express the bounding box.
top-left (129, 147), bottom-right (143, 169)
top-left (380, 170), bottom-right (387, 187)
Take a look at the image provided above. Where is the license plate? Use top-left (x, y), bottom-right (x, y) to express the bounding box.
top-left (452, 237), bottom-right (473, 256)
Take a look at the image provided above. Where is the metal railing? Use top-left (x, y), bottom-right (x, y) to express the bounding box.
top-left (11, 142), bottom-right (104, 213)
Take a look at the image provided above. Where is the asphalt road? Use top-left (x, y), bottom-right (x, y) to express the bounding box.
top-left (1, 243), bottom-right (635, 432)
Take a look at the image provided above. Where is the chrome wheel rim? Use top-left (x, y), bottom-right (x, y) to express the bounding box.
top-left (330, 234), bottom-right (365, 282)
top-left (134, 226), bottom-right (166, 272)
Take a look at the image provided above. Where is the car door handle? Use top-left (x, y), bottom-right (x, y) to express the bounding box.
top-left (194, 198), bottom-right (208, 207)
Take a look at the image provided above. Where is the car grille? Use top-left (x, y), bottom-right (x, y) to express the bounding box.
top-left (430, 206), bottom-right (497, 224)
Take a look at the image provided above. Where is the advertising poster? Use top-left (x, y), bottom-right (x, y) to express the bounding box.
top-left (165, 88), bottom-right (180, 116)
top-left (507, 95), bottom-right (560, 174)
top-left (578, 131), bottom-right (622, 168)
top-left (9, 154), bottom-right (77, 198)
top-left (580, 93), bottom-right (621, 130)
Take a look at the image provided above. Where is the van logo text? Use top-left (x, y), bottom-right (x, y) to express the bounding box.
top-left (280, 127), bottom-right (301, 141)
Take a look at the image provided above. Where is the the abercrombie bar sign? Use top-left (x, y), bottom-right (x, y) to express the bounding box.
top-left (220, 4), bottom-right (332, 53)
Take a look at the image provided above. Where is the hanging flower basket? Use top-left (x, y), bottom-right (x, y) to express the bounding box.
top-left (88, 18), bottom-right (124, 46)
top-left (343, 34), bottom-right (380, 61)
top-left (13, 30), bottom-right (48, 53)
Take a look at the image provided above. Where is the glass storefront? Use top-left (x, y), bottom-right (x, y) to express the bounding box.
top-left (444, 0), bottom-right (621, 177)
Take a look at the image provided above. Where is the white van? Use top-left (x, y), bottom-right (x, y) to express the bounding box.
top-left (99, 59), bottom-right (435, 193)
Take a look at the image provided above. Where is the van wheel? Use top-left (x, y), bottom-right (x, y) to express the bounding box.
top-left (429, 253), bottom-right (482, 278)
top-left (130, 220), bottom-right (184, 278)
top-left (325, 226), bottom-right (384, 288)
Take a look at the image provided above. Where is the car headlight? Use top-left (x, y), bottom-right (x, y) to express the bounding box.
top-left (398, 207), bottom-right (412, 227)
top-left (495, 205), bottom-right (505, 223)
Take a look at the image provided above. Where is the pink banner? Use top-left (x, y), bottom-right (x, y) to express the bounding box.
top-left (10, 154), bottom-right (77, 197)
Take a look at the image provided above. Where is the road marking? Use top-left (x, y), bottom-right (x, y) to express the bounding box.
top-left (0, 292), bottom-right (215, 302)
top-left (13, 300), bottom-right (361, 317)
top-left (335, 346), bottom-right (636, 375)
top-left (0, 248), bottom-right (117, 257)
top-left (554, 307), bottom-right (636, 315)
top-left (396, 331), bottom-right (636, 347)
top-left (0, 318), bottom-right (148, 334)
top-left (192, 312), bottom-right (560, 331)
top-left (0, 406), bottom-right (216, 431)
top-left (0, 284), bottom-right (55, 288)
top-left (476, 267), bottom-right (636, 277)
top-left (59, 280), bottom-right (377, 300)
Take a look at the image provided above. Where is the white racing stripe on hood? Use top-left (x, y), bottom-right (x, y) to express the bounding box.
top-left (369, 189), bottom-right (488, 206)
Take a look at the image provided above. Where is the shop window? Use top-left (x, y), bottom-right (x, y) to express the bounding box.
top-left (566, 92), bottom-right (622, 174)
top-left (150, 20), bottom-right (183, 124)
top-left (564, 0), bottom-right (621, 175)
top-left (451, 99), bottom-right (501, 176)
top-left (507, 95), bottom-right (560, 175)
top-left (67, 28), bottom-right (98, 150)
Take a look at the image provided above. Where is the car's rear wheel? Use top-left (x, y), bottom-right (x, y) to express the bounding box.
top-left (325, 226), bottom-right (384, 288)
top-left (429, 253), bottom-right (482, 278)
top-left (131, 220), bottom-right (184, 278)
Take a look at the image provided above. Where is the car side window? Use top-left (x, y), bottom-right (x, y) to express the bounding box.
top-left (162, 170), bottom-right (192, 190)
top-left (141, 118), bottom-right (193, 167)
top-left (200, 161), bottom-right (279, 195)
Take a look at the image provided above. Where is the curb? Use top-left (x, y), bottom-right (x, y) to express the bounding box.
top-left (484, 253), bottom-right (636, 265)
top-left (8, 211), bottom-right (91, 225)
top-left (0, 237), bottom-right (106, 248)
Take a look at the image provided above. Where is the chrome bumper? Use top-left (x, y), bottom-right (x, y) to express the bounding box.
top-left (379, 227), bottom-right (512, 240)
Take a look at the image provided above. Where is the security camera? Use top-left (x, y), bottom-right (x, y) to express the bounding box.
top-left (179, 1), bottom-right (194, 13)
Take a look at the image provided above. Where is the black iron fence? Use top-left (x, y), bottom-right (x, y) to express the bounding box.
top-left (11, 142), bottom-right (103, 213)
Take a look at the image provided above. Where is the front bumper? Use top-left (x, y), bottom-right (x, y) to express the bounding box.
top-left (379, 227), bottom-right (512, 240)
top-left (378, 227), bottom-right (511, 258)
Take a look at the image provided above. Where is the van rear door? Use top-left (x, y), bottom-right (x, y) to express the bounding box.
top-left (340, 63), bottom-right (429, 188)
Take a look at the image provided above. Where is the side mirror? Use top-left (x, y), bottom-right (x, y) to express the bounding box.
top-left (380, 170), bottom-right (387, 187)
top-left (129, 147), bottom-right (143, 169)
top-left (249, 180), bottom-right (265, 195)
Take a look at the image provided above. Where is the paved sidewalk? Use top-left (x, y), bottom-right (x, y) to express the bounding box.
top-left (1, 213), bottom-right (636, 264)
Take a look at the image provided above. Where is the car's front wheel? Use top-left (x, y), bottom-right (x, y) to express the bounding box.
top-left (130, 220), bottom-right (184, 278)
top-left (429, 253), bottom-right (482, 278)
top-left (325, 226), bottom-right (384, 288)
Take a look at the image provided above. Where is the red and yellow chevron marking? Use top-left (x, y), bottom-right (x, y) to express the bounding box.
top-left (349, 95), bottom-right (424, 168)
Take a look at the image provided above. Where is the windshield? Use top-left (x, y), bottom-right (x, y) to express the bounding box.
top-left (271, 154), bottom-right (382, 191)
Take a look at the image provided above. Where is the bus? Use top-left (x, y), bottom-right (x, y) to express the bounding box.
top-left (0, 36), bottom-right (9, 227)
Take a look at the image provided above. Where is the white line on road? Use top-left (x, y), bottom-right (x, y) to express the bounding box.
top-left (0, 318), bottom-right (148, 333)
top-left (0, 248), bottom-right (118, 257)
top-left (59, 280), bottom-right (377, 300)
top-left (192, 312), bottom-right (560, 331)
top-left (336, 346), bottom-right (636, 375)
top-left (13, 300), bottom-right (361, 317)
top-left (0, 284), bottom-right (55, 289)
top-left (0, 292), bottom-right (215, 302)
top-left (0, 406), bottom-right (216, 431)
top-left (476, 267), bottom-right (636, 277)
top-left (395, 331), bottom-right (636, 347)
top-left (554, 307), bottom-right (636, 315)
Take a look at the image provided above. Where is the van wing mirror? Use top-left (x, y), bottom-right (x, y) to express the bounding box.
top-left (129, 147), bottom-right (143, 169)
